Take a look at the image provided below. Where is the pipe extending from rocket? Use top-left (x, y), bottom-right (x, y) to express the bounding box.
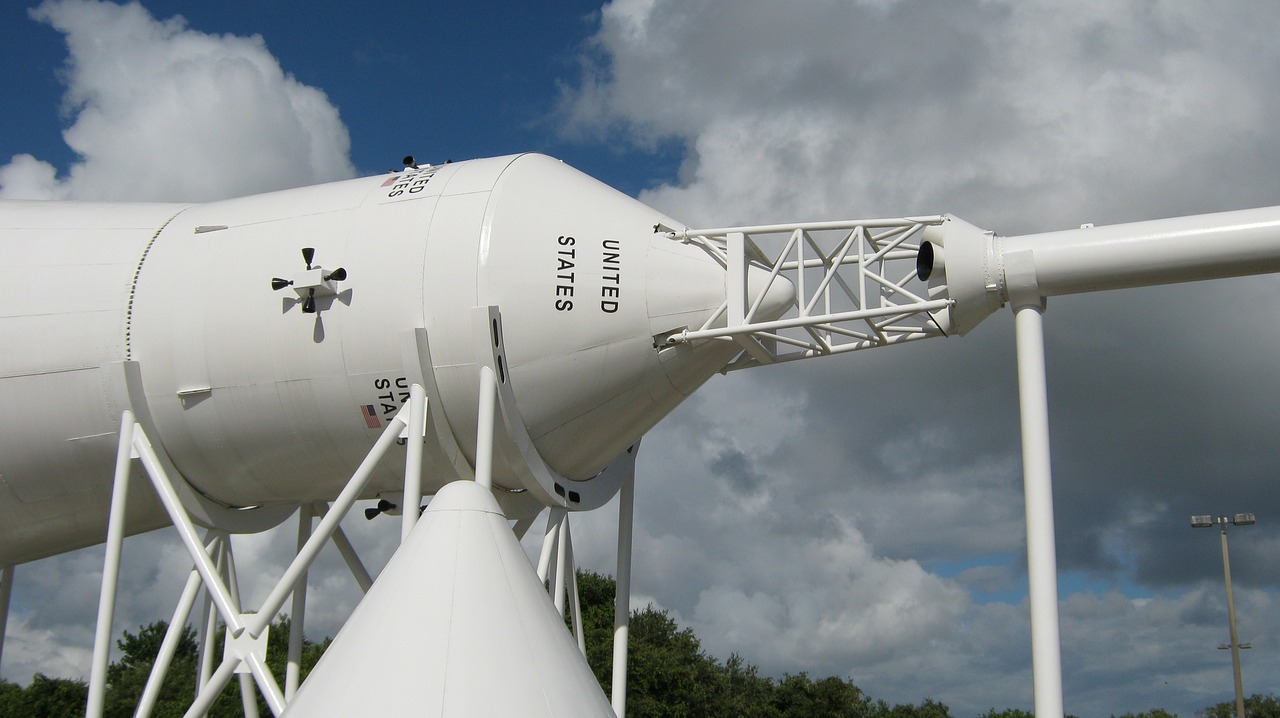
top-left (918, 206), bottom-right (1280, 335)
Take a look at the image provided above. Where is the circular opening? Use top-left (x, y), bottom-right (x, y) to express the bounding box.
top-left (916, 241), bottom-right (935, 282)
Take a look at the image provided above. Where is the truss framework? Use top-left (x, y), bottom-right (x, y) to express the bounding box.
top-left (81, 365), bottom-right (637, 716)
top-left (659, 217), bottom-right (950, 370)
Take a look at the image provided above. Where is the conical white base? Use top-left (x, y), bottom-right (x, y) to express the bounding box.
top-left (283, 481), bottom-right (614, 716)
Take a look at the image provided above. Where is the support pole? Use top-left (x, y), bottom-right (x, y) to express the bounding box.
top-left (1013, 299), bottom-right (1065, 718)
top-left (536, 508), bottom-right (566, 584)
top-left (246, 412), bottom-right (407, 638)
top-left (87, 412), bottom-right (137, 718)
top-left (0, 565), bottom-right (13, 675)
top-left (224, 541), bottom-right (261, 718)
top-left (564, 521), bottom-right (585, 655)
top-left (1221, 527), bottom-right (1246, 718)
top-left (286, 504), bottom-right (313, 701)
top-left (133, 429), bottom-right (245, 634)
top-left (612, 473), bottom-right (635, 717)
top-left (313, 503), bottom-right (374, 593)
top-left (401, 384), bottom-right (428, 543)
top-left (554, 513), bottom-right (570, 615)
top-left (137, 566), bottom-right (206, 718)
top-left (185, 657), bottom-right (240, 718)
top-left (475, 366), bottom-right (497, 490)
top-left (197, 534), bottom-right (226, 700)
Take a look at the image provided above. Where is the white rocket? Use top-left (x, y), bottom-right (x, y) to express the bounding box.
top-left (0, 153), bottom-right (791, 567)
top-left (6, 152), bottom-right (1280, 717)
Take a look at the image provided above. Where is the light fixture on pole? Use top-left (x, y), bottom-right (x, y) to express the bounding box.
top-left (1190, 512), bottom-right (1255, 718)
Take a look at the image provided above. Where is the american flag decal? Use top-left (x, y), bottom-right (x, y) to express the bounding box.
top-left (361, 404), bottom-right (380, 429)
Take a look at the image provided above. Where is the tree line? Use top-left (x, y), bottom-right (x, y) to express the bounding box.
top-left (0, 570), bottom-right (1274, 717)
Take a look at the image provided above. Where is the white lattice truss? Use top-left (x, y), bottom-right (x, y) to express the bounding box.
top-left (660, 216), bottom-right (951, 371)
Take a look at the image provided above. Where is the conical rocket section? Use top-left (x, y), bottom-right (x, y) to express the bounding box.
top-left (283, 481), bottom-right (614, 717)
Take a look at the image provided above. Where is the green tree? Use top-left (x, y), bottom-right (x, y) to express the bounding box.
top-left (1113, 709), bottom-right (1180, 718)
top-left (718, 654), bottom-right (780, 718)
top-left (0, 616), bottom-right (329, 717)
top-left (0, 679), bottom-right (21, 718)
top-left (575, 570), bottom-right (884, 718)
top-left (1199, 694), bottom-right (1280, 718)
top-left (871, 697), bottom-right (953, 718)
top-left (979, 710), bottom-right (1034, 718)
top-left (773, 673), bottom-right (874, 718)
top-left (102, 615), bottom-right (326, 717)
top-left (980, 710), bottom-right (1034, 718)
top-left (1, 673), bottom-right (87, 718)
top-left (102, 619), bottom-right (209, 717)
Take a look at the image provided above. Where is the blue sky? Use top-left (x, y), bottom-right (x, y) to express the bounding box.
top-left (0, 1), bottom-right (683, 195)
top-left (3, 2), bottom-right (1280, 716)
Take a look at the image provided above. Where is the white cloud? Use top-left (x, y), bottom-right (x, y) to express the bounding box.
top-left (5, 2), bottom-right (1280, 716)
top-left (561, 0), bottom-right (1280, 714)
top-left (0, 0), bottom-right (354, 202)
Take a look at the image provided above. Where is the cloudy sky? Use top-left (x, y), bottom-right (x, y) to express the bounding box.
top-left (3, 1), bottom-right (1279, 715)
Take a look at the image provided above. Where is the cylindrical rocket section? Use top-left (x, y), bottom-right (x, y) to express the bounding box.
top-left (0, 154), bottom-right (746, 565)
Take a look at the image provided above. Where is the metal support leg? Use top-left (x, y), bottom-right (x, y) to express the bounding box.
top-left (1014, 300), bottom-right (1065, 718)
top-left (565, 521), bottom-right (585, 655)
top-left (197, 534), bottom-right (226, 702)
top-left (611, 473), bottom-right (635, 717)
top-left (137, 565), bottom-right (207, 718)
top-left (402, 384), bottom-right (428, 543)
top-left (245, 413), bottom-right (408, 639)
top-left (97, 396), bottom-right (420, 716)
top-left (185, 657), bottom-right (240, 718)
top-left (554, 514), bottom-right (570, 615)
top-left (286, 504), bottom-right (313, 701)
top-left (87, 412), bottom-right (137, 718)
top-left (313, 503), bottom-right (374, 593)
top-left (536, 508), bottom-right (565, 585)
top-left (0, 565), bottom-right (13, 675)
top-left (134, 430), bottom-right (245, 635)
top-left (475, 366), bottom-right (497, 490)
top-left (224, 543), bottom-right (262, 718)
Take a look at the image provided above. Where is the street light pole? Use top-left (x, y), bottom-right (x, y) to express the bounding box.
top-left (1191, 512), bottom-right (1255, 718)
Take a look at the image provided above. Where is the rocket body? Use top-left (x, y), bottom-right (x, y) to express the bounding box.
top-left (0, 154), bottom-right (759, 565)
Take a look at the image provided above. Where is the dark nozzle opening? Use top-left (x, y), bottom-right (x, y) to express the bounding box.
top-left (916, 241), bottom-right (935, 282)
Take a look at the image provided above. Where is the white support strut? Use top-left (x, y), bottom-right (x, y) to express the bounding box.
top-left (401, 383), bottom-right (429, 543)
top-left (86, 412), bottom-right (137, 718)
top-left (86, 391), bottom-right (424, 716)
top-left (0, 564), bottom-right (12, 676)
top-left (1013, 298), bottom-right (1065, 718)
top-left (286, 504), bottom-right (314, 702)
top-left (136, 535), bottom-right (217, 718)
top-left (612, 473), bottom-right (636, 717)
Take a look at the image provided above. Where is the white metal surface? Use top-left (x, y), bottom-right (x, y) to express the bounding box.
top-left (285, 504), bottom-right (313, 702)
top-left (1012, 299), bottom-right (1064, 718)
top-left (86, 412), bottom-right (137, 718)
top-left (282, 481), bottom-right (615, 717)
top-left (612, 473), bottom-right (636, 716)
top-left (0, 154), bottom-right (748, 566)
